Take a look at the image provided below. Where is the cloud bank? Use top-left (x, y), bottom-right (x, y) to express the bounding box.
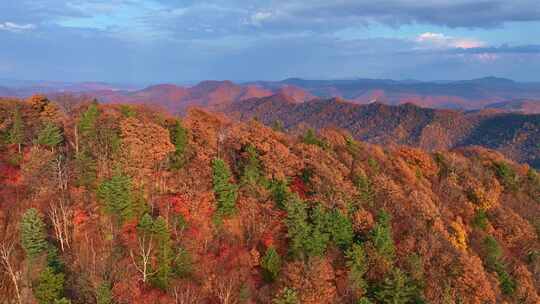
top-left (0, 1), bottom-right (539, 82)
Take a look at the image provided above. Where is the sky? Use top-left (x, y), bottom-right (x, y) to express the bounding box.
top-left (1, 0), bottom-right (540, 83)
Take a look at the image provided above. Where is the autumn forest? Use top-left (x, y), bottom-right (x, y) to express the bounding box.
top-left (0, 94), bottom-right (539, 304)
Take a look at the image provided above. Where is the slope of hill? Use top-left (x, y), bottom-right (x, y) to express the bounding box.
top-left (485, 99), bottom-right (540, 114)
top-left (82, 81), bottom-right (275, 113)
top-left (250, 77), bottom-right (540, 110)
top-left (3, 77), bottom-right (540, 112)
top-left (0, 96), bottom-right (539, 303)
top-left (225, 95), bottom-right (540, 168)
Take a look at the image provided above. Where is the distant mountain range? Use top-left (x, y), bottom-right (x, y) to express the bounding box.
top-left (249, 77), bottom-right (540, 110)
top-left (1, 77), bottom-right (539, 167)
top-left (224, 95), bottom-right (540, 168)
top-left (1, 77), bottom-right (540, 113)
top-left (32, 80), bottom-right (311, 114)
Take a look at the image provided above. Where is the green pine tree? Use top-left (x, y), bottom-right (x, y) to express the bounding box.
top-left (482, 235), bottom-right (517, 295)
top-left (354, 173), bottom-right (375, 206)
top-left (173, 247), bottom-right (192, 278)
top-left (241, 144), bottom-right (263, 187)
top-left (273, 288), bottom-right (298, 304)
top-left (138, 213), bottom-right (154, 233)
top-left (33, 267), bottom-right (65, 304)
top-left (269, 179), bottom-right (290, 209)
top-left (357, 298), bottom-right (374, 304)
top-left (36, 122), bottom-right (63, 148)
top-left (375, 268), bottom-right (416, 304)
top-left (78, 102), bottom-right (99, 141)
top-left (371, 211), bottom-right (395, 262)
top-left (327, 209), bottom-right (354, 250)
top-left (346, 243), bottom-right (368, 293)
top-left (304, 204), bottom-right (330, 257)
top-left (169, 120), bottom-right (188, 169)
top-left (74, 151), bottom-right (97, 188)
top-left (20, 208), bottom-right (48, 258)
top-left (285, 195), bottom-right (311, 258)
top-left (152, 216), bottom-right (173, 289)
top-left (96, 281), bottom-right (113, 304)
top-left (9, 106), bottom-right (24, 153)
top-left (482, 235), bottom-right (503, 271)
top-left (302, 128), bottom-right (328, 149)
top-left (97, 172), bottom-right (135, 223)
top-left (261, 247), bottom-right (281, 282)
top-left (212, 158), bottom-right (238, 217)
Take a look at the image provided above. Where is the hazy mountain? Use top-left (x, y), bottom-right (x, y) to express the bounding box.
top-left (485, 99), bottom-right (540, 114)
top-left (3, 77), bottom-right (540, 112)
top-left (249, 77), bottom-right (540, 110)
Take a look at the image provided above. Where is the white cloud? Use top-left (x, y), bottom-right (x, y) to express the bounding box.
top-left (416, 32), bottom-right (485, 49)
top-left (0, 21), bottom-right (36, 32)
top-left (250, 11), bottom-right (273, 26)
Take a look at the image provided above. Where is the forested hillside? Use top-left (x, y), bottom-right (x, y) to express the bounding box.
top-left (225, 96), bottom-right (540, 168)
top-left (0, 95), bottom-right (539, 304)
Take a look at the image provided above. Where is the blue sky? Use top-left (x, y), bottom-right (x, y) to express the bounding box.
top-left (1, 0), bottom-right (539, 83)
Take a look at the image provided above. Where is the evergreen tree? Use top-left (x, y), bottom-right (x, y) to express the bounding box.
top-left (375, 268), bottom-right (416, 304)
top-left (269, 179), bottom-right (290, 209)
top-left (169, 120), bottom-right (188, 169)
top-left (273, 288), bottom-right (298, 304)
top-left (33, 267), bottom-right (65, 304)
top-left (261, 247), bottom-right (281, 282)
top-left (302, 128), bottom-right (328, 149)
top-left (286, 200), bottom-right (337, 258)
top-left (482, 235), bottom-right (502, 271)
top-left (97, 172), bottom-right (135, 223)
top-left (46, 245), bottom-right (65, 273)
top-left (138, 213), bottom-right (154, 233)
top-left (285, 195), bottom-right (311, 258)
top-left (493, 161), bottom-right (519, 192)
top-left (241, 144), bottom-right (263, 187)
top-left (96, 282), bottom-right (113, 304)
top-left (78, 102), bottom-right (99, 141)
top-left (304, 204), bottom-right (330, 257)
top-left (152, 216), bottom-right (173, 289)
top-left (371, 211), bottom-right (395, 261)
top-left (327, 210), bottom-right (354, 250)
top-left (357, 298), bottom-right (373, 304)
top-left (482, 236), bottom-right (517, 295)
top-left (173, 247), bottom-right (192, 278)
top-left (20, 208), bottom-right (48, 258)
top-left (354, 173), bottom-right (375, 206)
top-left (36, 122), bottom-right (63, 148)
top-left (346, 243), bottom-right (368, 293)
top-left (211, 158), bottom-right (238, 217)
top-left (119, 104), bottom-right (136, 118)
top-left (74, 151), bottom-right (97, 188)
top-left (9, 106), bottom-right (24, 153)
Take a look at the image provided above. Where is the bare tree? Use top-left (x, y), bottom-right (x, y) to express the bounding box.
top-left (130, 233), bottom-right (156, 283)
top-left (54, 154), bottom-right (68, 192)
top-left (214, 277), bottom-right (238, 304)
top-left (217, 128), bottom-right (228, 159)
top-left (173, 285), bottom-right (202, 304)
top-left (0, 241), bottom-right (22, 304)
top-left (49, 200), bottom-right (72, 252)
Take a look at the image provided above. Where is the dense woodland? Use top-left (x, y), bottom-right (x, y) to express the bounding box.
top-left (0, 95), bottom-right (539, 303)
top-left (225, 96), bottom-right (540, 169)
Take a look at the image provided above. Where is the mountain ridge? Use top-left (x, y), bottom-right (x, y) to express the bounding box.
top-left (224, 95), bottom-right (540, 168)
